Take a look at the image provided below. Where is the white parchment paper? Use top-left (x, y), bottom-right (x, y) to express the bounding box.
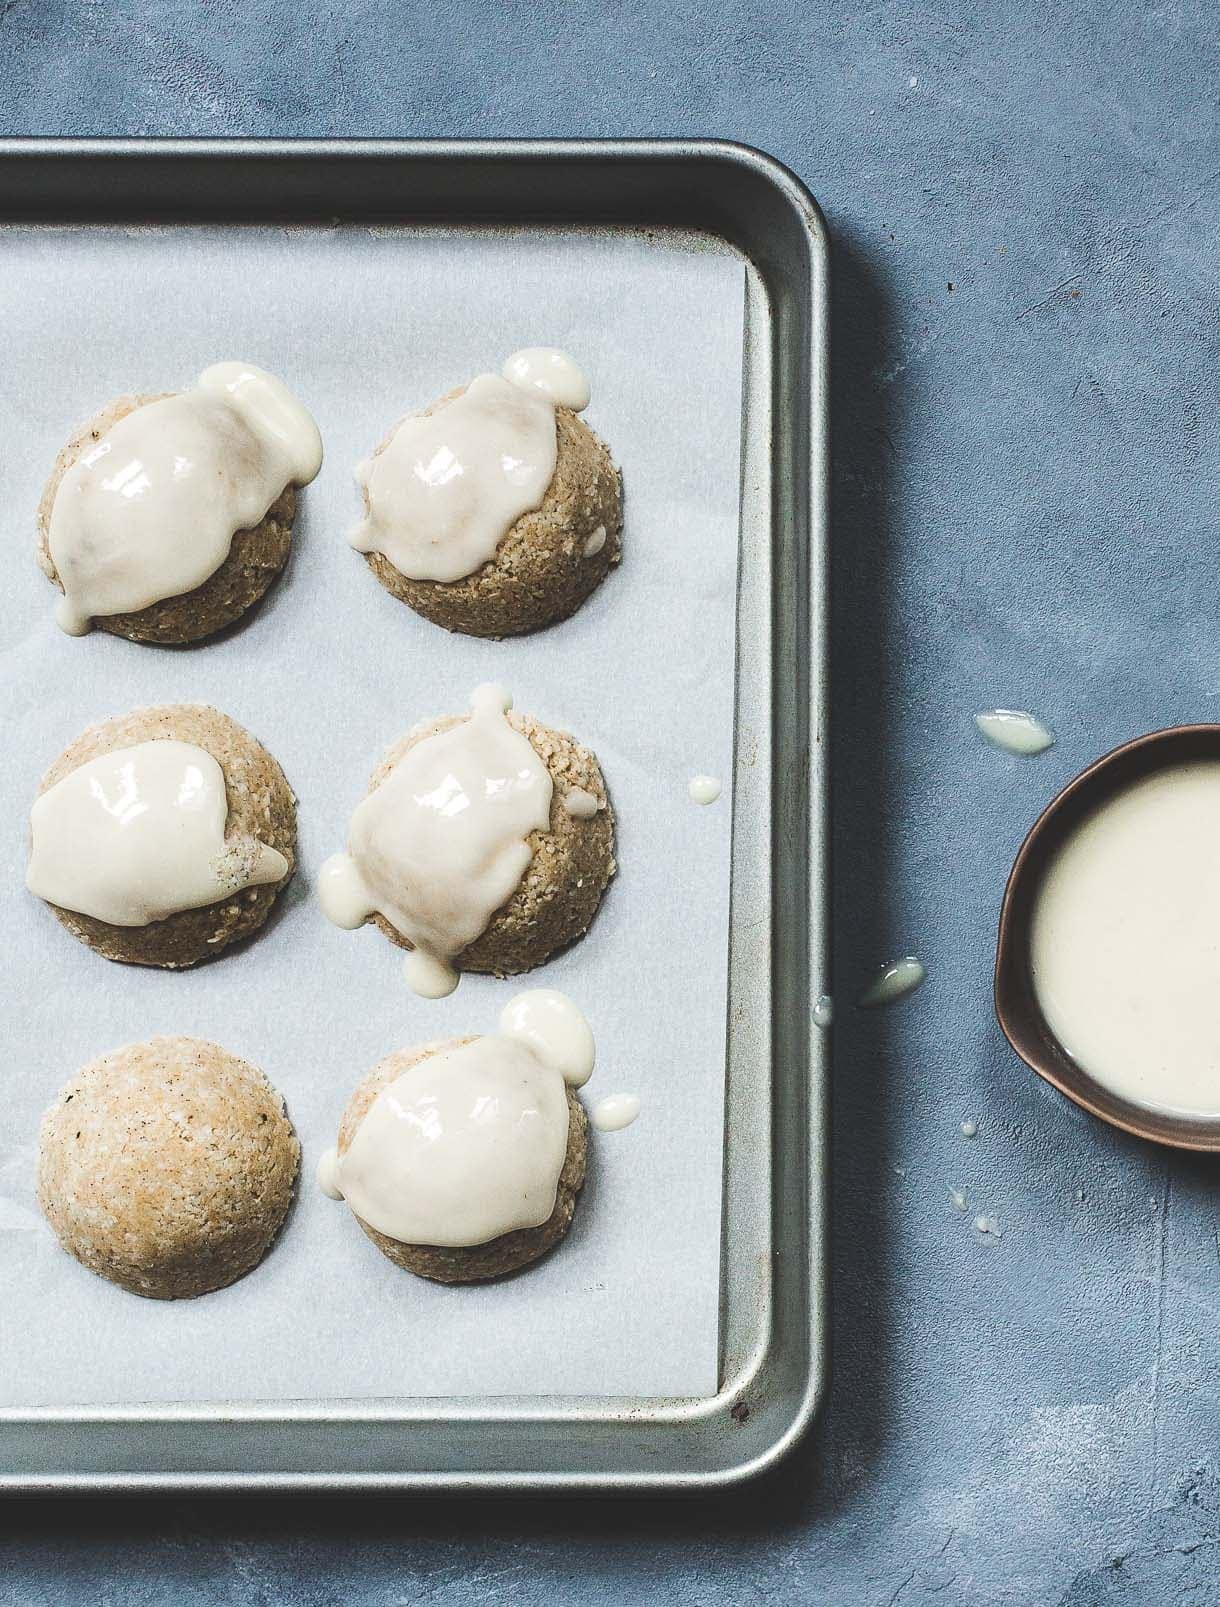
top-left (0, 226), bottom-right (742, 1406)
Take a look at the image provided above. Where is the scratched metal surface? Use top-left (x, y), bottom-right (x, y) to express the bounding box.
top-left (1, 0), bottom-right (1219, 1602)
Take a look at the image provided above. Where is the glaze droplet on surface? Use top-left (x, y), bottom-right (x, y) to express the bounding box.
top-left (316, 852), bottom-right (371, 930)
top-left (48, 361), bottom-right (321, 634)
top-left (350, 351), bottom-right (590, 583)
top-left (949, 1188), bottom-right (969, 1212)
top-left (813, 994), bottom-right (834, 1028)
top-left (960, 1119), bottom-right (978, 1139)
top-left (318, 684), bottom-right (551, 997)
top-left (316, 1148), bottom-right (343, 1201)
top-left (563, 786), bottom-right (600, 819)
top-left (403, 948), bottom-right (459, 999)
top-left (27, 740), bottom-right (288, 926)
top-left (499, 988), bottom-right (595, 1087)
top-left (583, 525), bottom-right (607, 557)
top-left (689, 775), bottom-right (722, 806)
top-left (591, 1093), bottom-right (641, 1132)
top-left (320, 990), bottom-right (599, 1247)
top-left (501, 347), bottom-right (591, 410)
top-left (859, 955), bottom-right (926, 1008)
top-left (974, 709), bottom-right (1055, 755)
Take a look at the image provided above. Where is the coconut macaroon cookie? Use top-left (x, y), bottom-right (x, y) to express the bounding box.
top-left (27, 703), bottom-right (296, 969)
top-left (350, 348), bottom-right (622, 637)
top-left (317, 991), bottom-right (596, 1282)
top-left (38, 1037), bottom-right (299, 1300)
top-left (319, 684), bottom-right (614, 997)
top-left (38, 361), bottom-right (322, 643)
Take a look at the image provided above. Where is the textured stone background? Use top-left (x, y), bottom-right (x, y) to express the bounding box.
top-left (2, 2), bottom-right (1219, 1603)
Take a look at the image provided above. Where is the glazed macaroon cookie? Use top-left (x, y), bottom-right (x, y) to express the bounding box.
top-left (319, 683), bottom-right (614, 997)
top-left (26, 703), bottom-right (296, 969)
top-left (317, 991), bottom-right (594, 1282)
top-left (349, 348), bottom-right (621, 638)
top-left (37, 361), bottom-right (322, 643)
top-left (38, 1037), bottom-right (299, 1300)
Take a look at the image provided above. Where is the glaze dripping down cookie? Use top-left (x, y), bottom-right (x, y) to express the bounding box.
top-left (319, 684), bottom-right (615, 995)
top-left (350, 349), bottom-right (621, 637)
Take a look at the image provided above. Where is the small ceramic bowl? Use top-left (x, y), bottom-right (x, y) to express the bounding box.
top-left (994, 723), bottom-right (1220, 1152)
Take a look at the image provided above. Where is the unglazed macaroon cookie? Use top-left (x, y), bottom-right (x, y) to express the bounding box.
top-left (317, 991), bottom-right (595, 1282)
top-left (318, 684), bottom-right (614, 997)
top-left (37, 362), bottom-right (322, 643)
top-left (38, 1037), bottom-right (299, 1300)
top-left (27, 703), bottom-right (296, 969)
top-left (350, 348), bottom-right (621, 638)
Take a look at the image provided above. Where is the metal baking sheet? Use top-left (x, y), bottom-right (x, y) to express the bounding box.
top-left (0, 138), bottom-right (829, 1493)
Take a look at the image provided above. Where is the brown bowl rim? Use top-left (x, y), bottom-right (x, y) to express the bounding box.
top-left (994, 723), bottom-right (1220, 1152)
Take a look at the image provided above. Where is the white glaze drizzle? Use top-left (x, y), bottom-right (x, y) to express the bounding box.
top-left (316, 1149), bottom-right (343, 1200)
top-left (26, 739), bottom-right (288, 926)
top-left (859, 955), bottom-right (926, 1008)
top-left (48, 362), bottom-right (322, 635)
top-left (403, 948), bottom-right (460, 999)
top-left (320, 990), bottom-right (596, 1247)
top-left (591, 1093), bottom-right (641, 1131)
top-left (318, 685), bottom-right (552, 997)
top-left (689, 775), bottom-right (722, 805)
top-left (974, 709), bottom-right (1055, 755)
top-left (501, 348), bottom-right (591, 410)
top-left (500, 988), bottom-right (595, 1087)
top-left (349, 350), bottom-right (591, 583)
top-left (563, 787), bottom-right (600, 819)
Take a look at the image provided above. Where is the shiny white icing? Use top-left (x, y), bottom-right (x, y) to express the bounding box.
top-left (349, 350), bottom-right (591, 583)
top-left (402, 947), bottom-right (459, 999)
top-left (316, 853), bottom-right (370, 929)
top-left (501, 348), bottom-right (591, 410)
top-left (316, 1148), bottom-right (343, 1200)
top-left (322, 991), bottom-right (596, 1248)
top-left (591, 1093), bottom-right (641, 1131)
top-left (350, 375), bottom-right (556, 582)
top-left (48, 362), bottom-right (321, 635)
top-left (26, 739), bottom-right (288, 926)
top-left (974, 709), bottom-right (1055, 755)
top-left (318, 685), bottom-right (552, 995)
top-left (499, 988), bottom-right (595, 1087)
top-left (563, 786), bottom-right (600, 819)
top-left (689, 774), bottom-right (722, 805)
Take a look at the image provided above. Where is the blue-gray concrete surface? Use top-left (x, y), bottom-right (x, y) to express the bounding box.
top-left (2, 2), bottom-right (1219, 1602)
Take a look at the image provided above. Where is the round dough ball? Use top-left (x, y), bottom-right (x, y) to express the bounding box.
top-left (37, 393), bottom-right (297, 645)
top-left (336, 1038), bottom-right (588, 1282)
top-left (367, 710), bottom-right (615, 977)
top-left (362, 392), bottom-right (622, 638)
top-left (37, 1037), bottom-right (300, 1300)
top-left (33, 703), bottom-right (297, 970)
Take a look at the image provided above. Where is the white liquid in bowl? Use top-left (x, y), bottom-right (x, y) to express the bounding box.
top-left (1030, 759), bottom-right (1220, 1118)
